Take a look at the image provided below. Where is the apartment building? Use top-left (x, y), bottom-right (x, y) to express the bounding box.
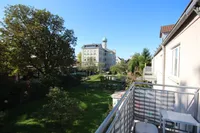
top-left (81, 38), bottom-right (116, 70)
top-left (152, 0), bottom-right (200, 121)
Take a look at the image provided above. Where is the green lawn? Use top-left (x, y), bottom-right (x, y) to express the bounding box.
top-left (1, 75), bottom-right (123, 133)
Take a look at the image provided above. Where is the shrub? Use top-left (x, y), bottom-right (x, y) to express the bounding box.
top-left (0, 78), bottom-right (49, 111)
top-left (0, 111), bottom-right (5, 127)
top-left (43, 87), bottom-right (79, 130)
top-left (56, 75), bottom-right (81, 88)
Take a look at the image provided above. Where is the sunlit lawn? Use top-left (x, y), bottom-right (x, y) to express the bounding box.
top-left (1, 75), bottom-right (123, 133)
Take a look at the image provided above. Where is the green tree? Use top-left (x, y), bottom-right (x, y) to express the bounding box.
top-left (128, 48), bottom-right (152, 77)
top-left (83, 57), bottom-right (97, 76)
top-left (110, 65), bottom-right (119, 74)
top-left (118, 60), bottom-right (128, 74)
top-left (128, 53), bottom-right (144, 76)
top-left (77, 52), bottom-right (82, 66)
top-left (98, 63), bottom-right (105, 73)
top-left (0, 4), bottom-right (77, 76)
top-left (110, 60), bottom-right (127, 75)
top-left (43, 87), bottom-right (79, 132)
top-left (141, 48), bottom-right (152, 66)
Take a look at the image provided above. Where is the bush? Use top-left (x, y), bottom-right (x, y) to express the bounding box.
top-left (0, 111), bottom-right (5, 127)
top-left (56, 75), bottom-right (81, 88)
top-left (0, 78), bottom-right (49, 111)
top-left (43, 87), bottom-right (79, 130)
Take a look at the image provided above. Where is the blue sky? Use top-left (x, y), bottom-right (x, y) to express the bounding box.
top-left (0, 0), bottom-right (190, 59)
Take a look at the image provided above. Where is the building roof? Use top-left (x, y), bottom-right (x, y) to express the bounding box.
top-left (154, 0), bottom-right (198, 57)
top-left (159, 24), bottom-right (175, 38)
top-left (82, 44), bottom-right (101, 49)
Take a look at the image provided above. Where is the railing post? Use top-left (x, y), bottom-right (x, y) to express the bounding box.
top-left (194, 91), bottom-right (199, 119)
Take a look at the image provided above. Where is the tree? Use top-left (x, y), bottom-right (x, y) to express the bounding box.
top-left (43, 87), bottom-right (79, 132)
top-left (128, 48), bottom-right (152, 78)
top-left (128, 53), bottom-right (144, 76)
top-left (110, 60), bottom-right (127, 75)
top-left (77, 52), bottom-right (82, 66)
top-left (110, 65), bottom-right (118, 74)
top-left (98, 63), bottom-right (105, 73)
top-left (141, 48), bottom-right (152, 66)
top-left (83, 57), bottom-right (97, 76)
top-left (118, 60), bottom-right (128, 74)
top-left (0, 4), bottom-right (77, 76)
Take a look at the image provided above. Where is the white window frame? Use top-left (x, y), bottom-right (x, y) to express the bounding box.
top-left (172, 45), bottom-right (180, 77)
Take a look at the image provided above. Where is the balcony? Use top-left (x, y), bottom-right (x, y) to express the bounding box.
top-left (143, 66), bottom-right (156, 83)
top-left (95, 82), bottom-right (200, 133)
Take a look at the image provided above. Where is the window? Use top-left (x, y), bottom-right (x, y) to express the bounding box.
top-left (172, 46), bottom-right (180, 77)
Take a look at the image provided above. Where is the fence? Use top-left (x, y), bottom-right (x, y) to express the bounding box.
top-left (96, 82), bottom-right (200, 133)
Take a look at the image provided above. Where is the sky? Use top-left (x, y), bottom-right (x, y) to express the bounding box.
top-left (0, 0), bottom-right (190, 59)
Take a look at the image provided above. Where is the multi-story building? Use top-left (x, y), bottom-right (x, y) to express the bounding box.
top-left (151, 0), bottom-right (200, 121)
top-left (81, 37), bottom-right (116, 70)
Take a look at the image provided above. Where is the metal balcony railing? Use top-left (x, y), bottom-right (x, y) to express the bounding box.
top-left (143, 66), bottom-right (156, 82)
top-left (95, 82), bottom-right (200, 133)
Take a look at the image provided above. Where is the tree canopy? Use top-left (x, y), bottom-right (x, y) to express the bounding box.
top-left (77, 52), bottom-right (82, 64)
top-left (110, 60), bottom-right (127, 75)
top-left (0, 4), bottom-right (77, 76)
top-left (141, 48), bottom-right (151, 66)
top-left (128, 48), bottom-right (152, 76)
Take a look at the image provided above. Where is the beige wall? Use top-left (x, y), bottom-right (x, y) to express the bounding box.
top-left (153, 14), bottom-right (200, 121)
top-left (153, 49), bottom-right (164, 86)
top-left (165, 15), bottom-right (200, 87)
top-left (165, 15), bottom-right (200, 120)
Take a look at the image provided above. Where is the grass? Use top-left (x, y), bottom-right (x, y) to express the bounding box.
top-left (0, 74), bottom-right (123, 133)
top-left (87, 74), bottom-right (101, 81)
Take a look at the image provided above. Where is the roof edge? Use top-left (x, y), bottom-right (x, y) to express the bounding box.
top-left (154, 0), bottom-right (199, 57)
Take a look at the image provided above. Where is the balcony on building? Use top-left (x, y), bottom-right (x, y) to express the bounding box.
top-left (143, 66), bottom-right (156, 83)
top-left (95, 82), bottom-right (200, 133)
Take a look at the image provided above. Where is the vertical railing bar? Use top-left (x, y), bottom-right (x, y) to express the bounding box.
top-left (187, 94), bottom-right (188, 112)
top-left (154, 89), bottom-right (156, 124)
top-left (144, 89), bottom-right (146, 121)
top-left (114, 122), bottom-right (115, 133)
top-left (120, 110), bottom-right (122, 133)
top-left (127, 98), bottom-right (129, 133)
top-left (167, 91), bottom-right (168, 110)
top-left (125, 104), bottom-right (128, 131)
top-left (131, 88), bottom-right (134, 131)
top-left (194, 92), bottom-right (198, 119)
top-left (123, 104), bottom-right (125, 133)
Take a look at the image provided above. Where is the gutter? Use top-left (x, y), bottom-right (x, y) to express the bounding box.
top-left (161, 45), bottom-right (165, 89)
top-left (162, 0), bottom-right (199, 47)
top-left (154, 0), bottom-right (200, 87)
top-left (153, 0), bottom-right (200, 57)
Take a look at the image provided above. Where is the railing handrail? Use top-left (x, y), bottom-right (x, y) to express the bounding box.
top-left (135, 82), bottom-right (200, 90)
top-left (96, 82), bottom-right (200, 133)
top-left (136, 87), bottom-right (197, 95)
top-left (95, 83), bottom-right (134, 133)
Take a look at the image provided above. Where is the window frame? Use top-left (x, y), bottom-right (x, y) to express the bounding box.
top-left (171, 45), bottom-right (180, 77)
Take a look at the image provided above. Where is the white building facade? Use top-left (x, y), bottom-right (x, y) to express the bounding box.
top-left (152, 0), bottom-right (200, 122)
top-left (81, 38), bottom-right (116, 70)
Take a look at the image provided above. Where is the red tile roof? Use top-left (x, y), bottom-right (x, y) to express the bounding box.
top-left (160, 24), bottom-right (175, 38)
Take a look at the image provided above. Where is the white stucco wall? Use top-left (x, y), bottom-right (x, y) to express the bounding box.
top-left (164, 15), bottom-right (200, 119)
top-left (153, 15), bottom-right (200, 122)
top-left (164, 16), bottom-right (200, 87)
top-left (152, 50), bottom-right (163, 86)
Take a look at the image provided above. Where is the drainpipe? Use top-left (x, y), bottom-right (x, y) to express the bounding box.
top-left (161, 45), bottom-right (165, 90)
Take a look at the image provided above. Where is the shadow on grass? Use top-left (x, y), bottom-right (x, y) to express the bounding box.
top-left (66, 80), bottom-right (124, 133)
top-left (1, 80), bottom-right (125, 133)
